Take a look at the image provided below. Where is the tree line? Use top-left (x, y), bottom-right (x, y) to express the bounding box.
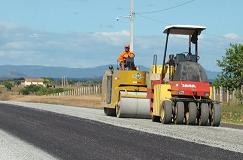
top-left (0, 78), bottom-right (102, 95)
top-left (214, 44), bottom-right (243, 102)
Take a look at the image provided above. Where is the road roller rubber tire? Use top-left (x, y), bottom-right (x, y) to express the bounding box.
top-left (211, 103), bottom-right (221, 127)
top-left (186, 102), bottom-right (197, 125)
top-left (104, 107), bottom-right (116, 116)
top-left (175, 102), bottom-right (184, 124)
top-left (199, 103), bottom-right (209, 126)
top-left (152, 116), bottom-right (161, 122)
top-left (160, 100), bottom-right (172, 124)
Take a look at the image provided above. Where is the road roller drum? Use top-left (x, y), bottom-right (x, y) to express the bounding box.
top-left (117, 97), bottom-right (150, 118)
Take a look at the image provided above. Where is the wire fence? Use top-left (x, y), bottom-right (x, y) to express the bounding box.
top-left (212, 86), bottom-right (243, 104)
top-left (50, 85), bottom-right (101, 96)
top-left (49, 85), bottom-right (243, 104)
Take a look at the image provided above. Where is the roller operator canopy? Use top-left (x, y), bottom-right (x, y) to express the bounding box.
top-left (163, 25), bottom-right (206, 35)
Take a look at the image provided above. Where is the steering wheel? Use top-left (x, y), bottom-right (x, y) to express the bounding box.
top-left (176, 52), bottom-right (200, 60)
top-left (177, 51), bottom-right (189, 55)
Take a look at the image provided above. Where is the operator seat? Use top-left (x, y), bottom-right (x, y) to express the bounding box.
top-left (125, 57), bottom-right (136, 70)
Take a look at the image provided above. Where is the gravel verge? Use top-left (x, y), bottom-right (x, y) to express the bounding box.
top-left (0, 129), bottom-right (57, 160)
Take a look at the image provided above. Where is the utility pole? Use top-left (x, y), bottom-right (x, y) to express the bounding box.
top-left (130, 0), bottom-right (135, 52)
top-left (116, 0), bottom-right (135, 51)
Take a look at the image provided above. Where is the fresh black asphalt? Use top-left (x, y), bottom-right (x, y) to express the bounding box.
top-left (0, 103), bottom-right (242, 160)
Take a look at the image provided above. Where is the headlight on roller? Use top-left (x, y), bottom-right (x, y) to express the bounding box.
top-left (204, 92), bottom-right (209, 97)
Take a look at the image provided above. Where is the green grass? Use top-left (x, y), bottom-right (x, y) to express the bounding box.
top-left (221, 104), bottom-right (243, 125)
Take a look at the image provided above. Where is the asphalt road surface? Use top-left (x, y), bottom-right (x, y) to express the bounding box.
top-left (0, 102), bottom-right (242, 160)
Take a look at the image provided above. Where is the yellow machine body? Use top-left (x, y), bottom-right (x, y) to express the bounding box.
top-left (148, 62), bottom-right (220, 126)
top-left (102, 69), bottom-right (150, 118)
top-left (149, 64), bottom-right (214, 116)
top-left (152, 84), bottom-right (172, 117)
top-left (147, 64), bottom-right (174, 117)
top-left (152, 84), bottom-right (214, 116)
top-left (111, 70), bottom-right (147, 107)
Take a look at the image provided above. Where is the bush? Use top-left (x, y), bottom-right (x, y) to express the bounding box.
top-left (3, 81), bottom-right (14, 91)
top-left (20, 85), bottom-right (64, 95)
top-left (222, 104), bottom-right (243, 124)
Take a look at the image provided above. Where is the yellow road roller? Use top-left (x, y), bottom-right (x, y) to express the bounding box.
top-left (102, 63), bottom-right (150, 118)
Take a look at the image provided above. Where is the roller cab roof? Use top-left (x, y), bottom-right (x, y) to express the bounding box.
top-left (163, 25), bottom-right (206, 35)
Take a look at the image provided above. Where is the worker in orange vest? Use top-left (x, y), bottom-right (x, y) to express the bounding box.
top-left (118, 44), bottom-right (135, 70)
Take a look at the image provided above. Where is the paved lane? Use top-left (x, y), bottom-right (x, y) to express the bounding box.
top-left (0, 103), bottom-right (242, 160)
top-left (2, 101), bottom-right (243, 153)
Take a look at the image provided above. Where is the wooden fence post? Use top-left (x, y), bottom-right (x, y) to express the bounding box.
top-left (82, 87), bottom-right (84, 95)
top-left (95, 85), bottom-right (98, 95)
top-left (226, 89), bottom-right (229, 103)
top-left (85, 87), bottom-right (87, 95)
top-left (49, 84), bottom-right (102, 97)
top-left (220, 87), bottom-right (223, 102)
top-left (233, 90), bottom-right (235, 103)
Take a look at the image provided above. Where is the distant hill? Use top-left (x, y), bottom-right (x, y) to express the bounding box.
top-left (0, 65), bottom-right (108, 79)
top-left (0, 65), bottom-right (219, 80)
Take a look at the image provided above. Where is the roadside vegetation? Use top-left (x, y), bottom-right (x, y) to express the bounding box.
top-left (214, 44), bottom-right (243, 103)
top-left (213, 43), bottom-right (243, 125)
top-left (20, 85), bottom-right (64, 96)
top-left (221, 104), bottom-right (243, 124)
top-left (0, 78), bottom-right (101, 99)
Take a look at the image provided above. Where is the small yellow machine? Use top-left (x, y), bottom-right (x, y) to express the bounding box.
top-left (147, 25), bottom-right (221, 126)
top-left (102, 66), bottom-right (150, 118)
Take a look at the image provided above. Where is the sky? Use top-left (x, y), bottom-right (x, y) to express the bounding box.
top-left (0, 0), bottom-right (242, 71)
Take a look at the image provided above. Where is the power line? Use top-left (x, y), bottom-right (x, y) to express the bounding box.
top-left (137, 15), bottom-right (236, 39)
top-left (135, 1), bottom-right (242, 39)
top-left (137, 14), bottom-right (171, 25)
top-left (137, 0), bottom-right (196, 15)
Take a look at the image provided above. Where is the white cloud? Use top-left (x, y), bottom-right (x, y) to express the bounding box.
top-left (0, 24), bottom-right (132, 67)
top-left (95, 30), bottom-right (130, 37)
top-left (0, 50), bottom-right (29, 58)
top-left (171, 34), bottom-right (205, 39)
top-left (171, 34), bottom-right (188, 39)
top-left (224, 33), bottom-right (240, 40)
top-left (29, 33), bottom-right (42, 39)
top-left (93, 30), bottom-right (129, 45)
top-left (0, 51), bottom-right (16, 57)
top-left (4, 41), bottom-right (33, 50)
top-left (0, 22), bottom-right (17, 31)
top-left (0, 22), bottom-right (239, 71)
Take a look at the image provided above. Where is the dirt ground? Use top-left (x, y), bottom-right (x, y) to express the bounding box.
top-left (2, 95), bottom-right (103, 109)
